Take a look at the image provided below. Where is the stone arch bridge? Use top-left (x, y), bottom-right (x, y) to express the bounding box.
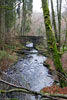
top-left (16, 36), bottom-right (45, 47)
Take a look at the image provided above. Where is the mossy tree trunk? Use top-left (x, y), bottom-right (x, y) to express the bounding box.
top-left (41, 0), bottom-right (67, 87)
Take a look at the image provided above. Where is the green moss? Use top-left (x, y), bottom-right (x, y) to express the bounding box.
top-left (4, 44), bottom-right (16, 50)
top-left (8, 54), bottom-right (18, 61)
top-left (0, 50), bottom-right (8, 60)
top-left (5, 43), bottom-right (27, 51)
top-left (0, 50), bottom-right (18, 62)
top-left (52, 43), bottom-right (64, 72)
top-left (60, 44), bottom-right (67, 52)
top-left (59, 79), bottom-right (67, 87)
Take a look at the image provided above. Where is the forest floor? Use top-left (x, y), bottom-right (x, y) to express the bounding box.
top-left (0, 52), bottom-right (18, 71)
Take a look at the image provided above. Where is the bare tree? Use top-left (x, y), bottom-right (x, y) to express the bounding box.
top-left (57, 0), bottom-right (62, 50)
top-left (51, 0), bottom-right (58, 42)
top-left (0, 0), bottom-right (5, 48)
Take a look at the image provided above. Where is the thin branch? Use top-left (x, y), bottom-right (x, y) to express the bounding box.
top-left (0, 79), bottom-right (30, 92)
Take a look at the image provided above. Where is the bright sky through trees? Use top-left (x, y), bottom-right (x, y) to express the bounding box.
top-left (33, 0), bottom-right (66, 13)
top-left (33, 0), bottom-right (42, 12)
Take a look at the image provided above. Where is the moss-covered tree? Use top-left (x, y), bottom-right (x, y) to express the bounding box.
top-left (41, 0), bottom-right (67, 87)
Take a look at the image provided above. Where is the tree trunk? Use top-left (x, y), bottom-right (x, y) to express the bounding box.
top-left (0, 2), bottom-right (1, 44)
top-left (65, 23), bottom-right (67, 43)
top-left (57, 0), bottom-right (62, 51)
top-left (51, 0), bottom-right (58, 42)
top-left (21, 0), bottom-right (26, 36)
top-left (0, 0), bottom-right (5, 48)
top-left (41, 0), bottom-right (67, 87)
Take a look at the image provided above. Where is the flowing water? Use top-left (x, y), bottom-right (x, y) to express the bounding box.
top-left (6, 43), bottom-right (54, 100)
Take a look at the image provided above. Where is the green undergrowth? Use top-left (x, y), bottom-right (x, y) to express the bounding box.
top-left (60, 44), bottom-right (67, 52)
top-left (63, 45), bottom-right (67, 51)
top-left (0, 50), bottom-right (18, 61)
top-left (35, 44), bottom-right (47, 51)
top-left (26, 41), bottom-right (32, 44)
top-left (4, 43), bottom-right (27, 51)
top-left (0, 50), bottom-right (7, 60)
top-left (5, 44), bottom-right (16, 50)
top-left (35, 44), bottom-right (49, 57)
top-left (0, 43), bottom-right (27, 62)
top-left (36, 44), bottom-right (45, 50)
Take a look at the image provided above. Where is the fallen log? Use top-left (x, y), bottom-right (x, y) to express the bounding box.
top-left (0, 79), bottom-right (67, 100)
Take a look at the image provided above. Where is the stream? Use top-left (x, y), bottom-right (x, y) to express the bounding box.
top-left (6, 43), bottom-right (54, 100)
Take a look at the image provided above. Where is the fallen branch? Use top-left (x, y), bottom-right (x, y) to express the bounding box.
top-left (50, 94), bottom-right (67, 99)
top-left (0, 79), bottom-right (67, 99)
top-left (0, 79), bottom-right (30, 92)
top-left (0, 88), bottom-right (59, 100)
